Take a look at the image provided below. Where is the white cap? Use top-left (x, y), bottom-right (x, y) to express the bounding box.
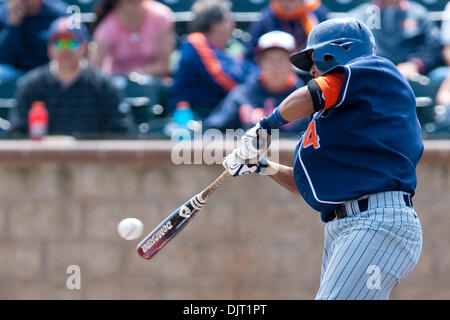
top-left (256, 31), bottom-right (296, 54)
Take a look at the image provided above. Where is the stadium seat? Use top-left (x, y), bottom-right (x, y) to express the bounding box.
top-left (409, 76), bottom-right (441, 128)
top-left (323, 0), bottom-right (447, 13)
top-left (0, 78), bottom-right (16, 99)
top-left (0, 78), bottom-right (17, 121)
top-left (156, 0), bottom-right (194, 13)
top-left (61, 0), bottom-right (450, 14)
top-left (57, 0), bottom-right (449, 29)
top-left (231, 0), bottom-right (267, 12)
top-left (412, 0), bottom-right (448, 12)
top-left (64, 0), bottom-right (96, 13)
top-left (0, 79), bottom-right (16, 135)
top-left (153, 0), bottom-right (448, 21)
top-left (112, 73), bottom-right (169, 135)
top-left (430, 104), bottom-right (450, 138)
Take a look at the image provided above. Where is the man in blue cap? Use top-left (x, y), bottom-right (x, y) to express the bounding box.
top-left (8, 17), bottom-right (131, 139)
top-left (222, 17), bottom-right (424, 299)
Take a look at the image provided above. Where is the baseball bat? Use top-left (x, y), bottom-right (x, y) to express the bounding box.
top-left (137, 170), bottom-right (231, 260)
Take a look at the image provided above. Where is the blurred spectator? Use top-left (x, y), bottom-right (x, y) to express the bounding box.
top-left (90, 0), bottom-right (175, 77)
top-left (8, 17), bottom-right (131, 139)
top-left (169, 0), bottom-right (257, 120)
top-left (435, 2), bottom-right (450, 106)
top-left (204, 30), bottom-right (308, 135)
top-left (244, 0), bottom-right (329, 63)
top-left (349, 0), bottom-right (443, 82)
top-left (0, 0), bottom-right (67, 81)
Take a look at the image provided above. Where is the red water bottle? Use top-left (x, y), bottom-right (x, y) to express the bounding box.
top-left (28, 101), bottom-right (48, 140)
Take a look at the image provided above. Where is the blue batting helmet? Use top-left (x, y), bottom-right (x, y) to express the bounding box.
top-left (289, 17), bottom-right (376, 73)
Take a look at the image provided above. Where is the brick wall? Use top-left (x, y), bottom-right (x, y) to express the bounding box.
top-left (0, 140), bottom-right (448, 300)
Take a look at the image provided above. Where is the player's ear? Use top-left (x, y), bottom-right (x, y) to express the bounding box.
top-left (309, 52), bottom-right (317, 77)
top-left (310, 64), bottom-right (317, 77)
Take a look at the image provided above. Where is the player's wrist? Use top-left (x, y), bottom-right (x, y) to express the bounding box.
top-left (257, 158), bottom-right (278, 176)
top-left (258, 107), bottom-right (289, 134)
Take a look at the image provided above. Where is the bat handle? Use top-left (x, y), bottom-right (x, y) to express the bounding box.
top-left (198, 170), bottom-right (230, 203)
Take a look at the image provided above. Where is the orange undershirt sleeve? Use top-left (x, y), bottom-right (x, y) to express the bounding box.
top-left (313, 72), bottom-right (345, 109)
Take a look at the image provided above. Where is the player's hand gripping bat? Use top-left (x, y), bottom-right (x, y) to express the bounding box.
top-left (137, 170), bottom-right (230, 260)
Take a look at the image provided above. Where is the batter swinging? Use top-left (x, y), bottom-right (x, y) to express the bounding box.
top-left (223, 18), bottom-right (424, 300)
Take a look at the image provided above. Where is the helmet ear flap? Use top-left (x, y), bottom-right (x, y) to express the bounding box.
top-left (314, 50), bottom-right (337, 73)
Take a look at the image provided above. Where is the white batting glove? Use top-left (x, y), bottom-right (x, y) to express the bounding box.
top-left (223, 150), bottom-right (270, 177)
top-left (236, 123), bottom-right (271, 162)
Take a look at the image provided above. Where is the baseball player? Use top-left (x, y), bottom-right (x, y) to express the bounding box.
top-left (223, 17), bottom-right (424, 300)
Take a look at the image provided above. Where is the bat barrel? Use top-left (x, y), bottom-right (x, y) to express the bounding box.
top-left (136, 194), bottom-right (205, 260)
top-left (137, 171), bottom-right (229, 260)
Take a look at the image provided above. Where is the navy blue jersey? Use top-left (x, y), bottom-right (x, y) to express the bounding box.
top-left (293, 55), bottom-right (424, 213)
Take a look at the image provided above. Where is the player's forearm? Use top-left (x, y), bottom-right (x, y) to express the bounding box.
top-left (266, 161), bottom-right (299, 194)
top-left (277, 86), bottom-right (315, 122)
top-left (258, 85), bottom-right (314, 131)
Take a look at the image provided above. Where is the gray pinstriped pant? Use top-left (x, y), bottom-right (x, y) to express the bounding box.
top-left (316, 191), bottom-right (423, 300)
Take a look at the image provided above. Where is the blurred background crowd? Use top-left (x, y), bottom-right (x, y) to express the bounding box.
top-left (0, 0), bottom-right (449, 140)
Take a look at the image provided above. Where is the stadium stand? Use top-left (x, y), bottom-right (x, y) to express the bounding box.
top-left (62, 0), bottom-right (448, 21)
top-left (74, 0), bottom-right (450, 139)
top-left (0, 0), bottom-right (448, 138)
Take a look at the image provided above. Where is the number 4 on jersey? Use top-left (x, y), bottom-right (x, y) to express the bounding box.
top-left (303, 120), bottom-right (320, 149)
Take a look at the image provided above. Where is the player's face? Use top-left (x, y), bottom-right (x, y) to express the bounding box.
top-left (309, 51), bottom-right (323, 78)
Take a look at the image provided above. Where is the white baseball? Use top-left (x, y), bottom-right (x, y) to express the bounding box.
top-left (117, 218), bottom-right (144, 240)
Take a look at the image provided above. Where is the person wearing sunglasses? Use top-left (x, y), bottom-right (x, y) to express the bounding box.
top-left (8, 17), bottom-right (131, 139)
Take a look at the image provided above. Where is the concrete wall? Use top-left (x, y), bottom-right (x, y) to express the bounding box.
top-left (0, 140), bottom-right (448, 300)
